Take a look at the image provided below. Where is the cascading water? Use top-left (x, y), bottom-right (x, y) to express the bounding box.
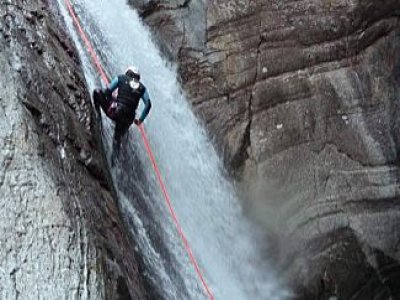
top-left (57, 1), bottom-right (288, 299)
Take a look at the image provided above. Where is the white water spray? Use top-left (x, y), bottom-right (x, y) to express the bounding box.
top-left (58, 0), bottom-right (287, 299)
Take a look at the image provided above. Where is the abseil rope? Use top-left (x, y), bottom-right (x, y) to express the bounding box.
top-left (63, 1), bottom-right (215, 299)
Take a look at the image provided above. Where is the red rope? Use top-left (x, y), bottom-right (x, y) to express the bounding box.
top-left (63, 1), bottom-right (215, 299)
top-left (138, 125), bottom-right (215, 299)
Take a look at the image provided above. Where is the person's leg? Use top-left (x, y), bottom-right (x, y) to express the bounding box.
top-left (113, 123), bottom-right (123, 154)
top-left (111, 121), bottom-right (131, 165)
top-left (93, 89), bottom-right (113, 117)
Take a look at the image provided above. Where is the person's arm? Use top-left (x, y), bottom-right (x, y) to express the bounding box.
top-left (107, 77), bottom-right (119, 93)
top-left (137, 88), bottom-right (152, 124)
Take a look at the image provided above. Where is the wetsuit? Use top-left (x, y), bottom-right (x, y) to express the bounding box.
top-left (93, 74), bottom-right (152, 154)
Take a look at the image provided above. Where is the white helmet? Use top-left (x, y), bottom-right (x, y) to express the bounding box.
top-left (125, 66), bottom-right (140, 80)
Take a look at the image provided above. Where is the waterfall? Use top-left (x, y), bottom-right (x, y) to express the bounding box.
top-left (57, 1), bottom-right (287, 299)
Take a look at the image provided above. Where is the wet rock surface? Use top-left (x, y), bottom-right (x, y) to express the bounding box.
top-left (0, 1), bottom-right (148, 299)
top-left (129, 0), bottom-right (400, 299)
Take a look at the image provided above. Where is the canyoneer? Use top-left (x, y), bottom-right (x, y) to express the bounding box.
top-left (93, 66), bottom-right (152, 163)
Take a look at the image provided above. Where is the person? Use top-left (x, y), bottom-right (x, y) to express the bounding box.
top-left (93, 66), bottom-right (152, 161)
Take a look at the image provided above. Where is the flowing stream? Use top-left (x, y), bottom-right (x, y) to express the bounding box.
top-left (57, 1), bottom-right (287, 299)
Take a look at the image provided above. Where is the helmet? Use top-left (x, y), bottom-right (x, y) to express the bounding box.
top-left (125, 66), bottom-right (140, 80)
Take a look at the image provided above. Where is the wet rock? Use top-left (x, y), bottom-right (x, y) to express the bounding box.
top-left (129, 0), bottom-right (400, 298)
top-left (1, 1), bottom-right (148, 299)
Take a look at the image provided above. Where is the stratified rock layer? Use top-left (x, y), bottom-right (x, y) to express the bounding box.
top-left (129, 0), bottom-right (400, 298)
top-left (0, 1), bottom-right (147, 299)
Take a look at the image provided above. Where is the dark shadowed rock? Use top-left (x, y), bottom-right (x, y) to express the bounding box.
top-left (0, 1), bottom-right (148, 299)
top-left (128, 0), bottom-right (400, 298)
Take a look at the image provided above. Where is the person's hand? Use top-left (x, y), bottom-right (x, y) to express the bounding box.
top-left (134, 119), bottom-right (142, 126)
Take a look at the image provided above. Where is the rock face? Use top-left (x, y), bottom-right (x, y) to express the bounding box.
top-left (129, 0), bottom-right (400, 299)
top-left (0, 1), bottom-right (148, 299)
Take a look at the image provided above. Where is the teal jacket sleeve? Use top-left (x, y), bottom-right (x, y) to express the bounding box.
top-left (108, 77), bottom-right (119, 92)
top-left (139, 88), bottom-right (152, 122)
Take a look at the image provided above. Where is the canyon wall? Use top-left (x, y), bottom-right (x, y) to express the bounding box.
top-left (0, 1), bottom-right (148, 299)
top-left (129, 0), bottom-right (400, 298)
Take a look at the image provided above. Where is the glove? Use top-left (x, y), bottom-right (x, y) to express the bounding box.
top-left (134, 119), bottom-right (142, 126)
